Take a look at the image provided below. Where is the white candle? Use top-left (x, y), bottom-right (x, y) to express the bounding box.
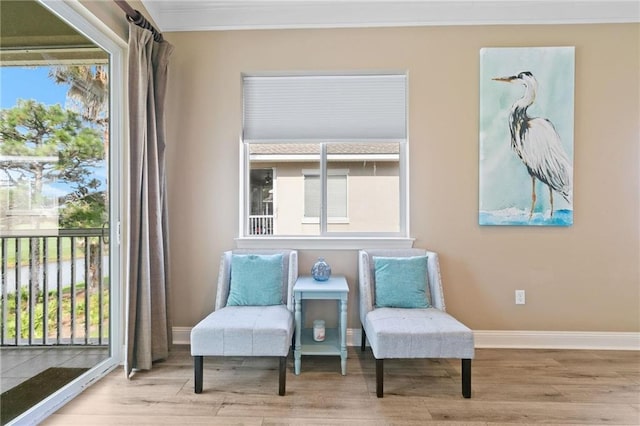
top-left (313, 320), bottom-right (325, 342)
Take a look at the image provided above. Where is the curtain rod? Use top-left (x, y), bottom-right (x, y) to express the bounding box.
top-left (114, 0), bottom-right (164, 42)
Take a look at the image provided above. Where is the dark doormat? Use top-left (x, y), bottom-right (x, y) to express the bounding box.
top-left (1, 367), bottom-right (87, 425)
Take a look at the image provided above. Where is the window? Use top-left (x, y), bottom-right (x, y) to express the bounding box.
top-left (303, 171), bottom-right (348, 221)
top-left (241, 73), bottom-right (407, 240)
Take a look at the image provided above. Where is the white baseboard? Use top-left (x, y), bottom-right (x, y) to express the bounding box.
top-left (173, 327), bottom-right (640, 351)
top-left (473, 330), bottom-right (640, 350)
top-left (173, 327), bottom-right (192, 345)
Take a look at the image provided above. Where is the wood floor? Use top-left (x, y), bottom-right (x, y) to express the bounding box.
top-left (44, 345), bottom-right (639, 425)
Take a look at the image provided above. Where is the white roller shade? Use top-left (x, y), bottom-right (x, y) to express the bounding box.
top-left (243, 74), bottom-right (407, 143)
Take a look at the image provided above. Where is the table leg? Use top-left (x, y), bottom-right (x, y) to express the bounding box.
top-left (340, 297), bottom-right (347, 375)
top-left (294, 296), bottom-right (302, 375)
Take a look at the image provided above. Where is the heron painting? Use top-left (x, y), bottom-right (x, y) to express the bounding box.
top-left (479, 47), bottom-right (574, 226)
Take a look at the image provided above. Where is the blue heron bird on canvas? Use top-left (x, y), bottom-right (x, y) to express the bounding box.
top-left (493, 71), bottom-right (572, 219)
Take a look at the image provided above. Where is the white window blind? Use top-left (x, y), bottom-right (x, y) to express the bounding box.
top-left (304, 174), bottom-right (348, 219)
top-left (327, 175), bottom-right (348, 218)
top-left (243, 74), bottom-right (407, 143)
top-left (304, 175), bottom-right (320, 218)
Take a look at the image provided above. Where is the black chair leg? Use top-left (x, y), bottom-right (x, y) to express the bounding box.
top-left (376, 358), bottom-right (384, 398)
top-left (462, 358), bottom-right (471, 398)
top-left (361, 327), bottom-right (366, 351)
top-left (278, 356), bottom-right (287, 396)
top-left (194, 356), bottom-right (203, 394)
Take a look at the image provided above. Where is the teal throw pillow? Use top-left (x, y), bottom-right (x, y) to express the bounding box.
top-left (227, 254), bottom-right (284, 306)
top-left (373, 255), bottom-right (430, 308)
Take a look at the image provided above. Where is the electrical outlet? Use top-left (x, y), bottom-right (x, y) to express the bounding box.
top-left (515, 290), bottom-right (526, 305)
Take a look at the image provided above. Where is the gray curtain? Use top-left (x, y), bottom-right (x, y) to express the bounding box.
top-left (126, 22), bottom-right (174, 376)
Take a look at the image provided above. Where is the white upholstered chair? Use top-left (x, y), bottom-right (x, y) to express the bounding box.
top-left (190, 249), bottom-right (298, 396)
top-left (358, 249), bottom-right (474, 398)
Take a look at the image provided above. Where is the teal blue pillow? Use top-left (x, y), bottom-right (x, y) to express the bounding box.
top-left (373, 255), bottom-right (430, 308)
top-left (227, 254), bottom-right (284, 306)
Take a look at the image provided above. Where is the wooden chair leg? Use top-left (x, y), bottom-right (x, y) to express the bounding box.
top-left (376, 358), bottom-right (384, 398)
top-left (194, 356), bottom-right (203, 394)
top-left (278, 356), bottom-right (287, 396)
top-left (361, 327), bottom-right (366, 351)
top-left (462, 358), bottom-right (471, 398)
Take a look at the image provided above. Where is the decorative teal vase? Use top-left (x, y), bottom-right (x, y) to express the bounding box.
top-left (311, 258), bottom-right (331, 281)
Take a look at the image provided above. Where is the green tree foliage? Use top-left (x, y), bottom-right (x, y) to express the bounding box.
top-left (50, 65), bottom-right (110, 227)
top-left (0, 99), bottom-right (105, 227)
top-left (49, 66), bottom-right (108, 125)
top-left (59, 192), bottom-right (105, 228)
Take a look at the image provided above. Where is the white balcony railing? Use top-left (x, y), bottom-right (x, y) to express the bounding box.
top-left (248, 215), bottom-right (274, 235)
top-left (0, 229), bottom-right (109, 346)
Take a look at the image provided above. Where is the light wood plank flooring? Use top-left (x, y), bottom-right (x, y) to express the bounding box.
top-left (44, 345), bottom-right (639, 425)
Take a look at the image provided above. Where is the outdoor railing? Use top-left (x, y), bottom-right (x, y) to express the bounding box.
top-left (249, 215), bottom-right (274, 235)
top-left (0, 228), bottom-right (109, 346)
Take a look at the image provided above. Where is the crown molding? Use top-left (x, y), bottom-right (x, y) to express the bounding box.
top-left (141, 1), bottom-right (640, 32)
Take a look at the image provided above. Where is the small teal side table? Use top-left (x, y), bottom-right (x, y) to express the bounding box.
top-left (293, 275), bottom-right (349, 375)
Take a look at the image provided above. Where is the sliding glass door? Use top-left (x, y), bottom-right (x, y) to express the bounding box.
top-left (0, 0), bottom-right (123, 423)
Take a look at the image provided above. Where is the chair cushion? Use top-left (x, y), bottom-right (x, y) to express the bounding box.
top-left (227, 253), bottom-right (283, 306)
top-left (190, 305), bottom-right (293, 356)
top-left (373, 255), bottom-right (430, 308)
top-left (365, 307), bottom-right (474, 359)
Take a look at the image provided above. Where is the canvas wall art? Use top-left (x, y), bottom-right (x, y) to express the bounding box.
top-left (479, 47), bottom-right (575, 226)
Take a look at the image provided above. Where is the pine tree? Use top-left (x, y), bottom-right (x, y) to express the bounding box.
top-left (0, 99), bottom-right (104, 293)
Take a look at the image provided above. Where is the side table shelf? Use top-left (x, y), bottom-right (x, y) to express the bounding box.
top-left (293, 275), bottom-right (349, 375)
top-left (298, 328), bottom-right (340, 355)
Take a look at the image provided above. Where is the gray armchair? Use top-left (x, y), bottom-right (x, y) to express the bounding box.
top-left (358, 249), bottom-right (474, 398)
top-left (190, 249), bottom-right (298, 395)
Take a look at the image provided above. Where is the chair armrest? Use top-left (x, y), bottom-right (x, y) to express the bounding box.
top-left (426, 251), bottom-right (446, 311)
top-left (358, 250), bottom-right (375, 326)
top-left (285, 250), bottom-right (298, 311)
top-left (215, 251), bottom-right (233, 311)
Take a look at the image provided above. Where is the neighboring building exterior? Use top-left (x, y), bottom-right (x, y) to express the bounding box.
top-left (249, 142), bottom-right (400, 235)
top-left (0, 155), bottom-right (59, 233)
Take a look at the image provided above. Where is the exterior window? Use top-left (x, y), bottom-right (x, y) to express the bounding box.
top-left (304, 172), bottom-right (348, 221)
top-left (249, 168), bottom-right (274, 235)
top-left (246, 142), bottom-right (400, 236)
top-left (242, 73), bottom-right (406, 238)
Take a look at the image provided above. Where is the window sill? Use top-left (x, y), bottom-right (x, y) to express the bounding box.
top-left (235, 236), bottom-right (415, 250)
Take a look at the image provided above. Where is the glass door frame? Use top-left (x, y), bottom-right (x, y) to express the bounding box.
top-left (12, 1), bottom-right (126, 423)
